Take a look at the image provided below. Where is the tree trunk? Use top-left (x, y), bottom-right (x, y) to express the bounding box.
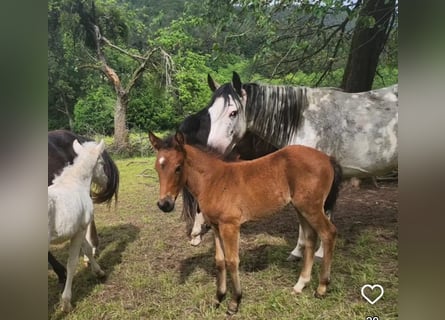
top-left (341, 0), bottom-right (396, 92)
top-left (114, 93), bottom-right (129, 152)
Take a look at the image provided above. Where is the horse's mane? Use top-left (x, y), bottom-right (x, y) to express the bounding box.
top-left (48, 130), bottom-right (119, 205)
top-left (242, 83), bottom-right (308, 147)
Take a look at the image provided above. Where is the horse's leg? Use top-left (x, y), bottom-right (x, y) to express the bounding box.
top-left (289, 212), bottom-right (332, 261)
top-left (219, 223), bottom-right (242, 315)
top-left (48, 251), bottom-right (67, 290)
top-left (81, 238), bottom-right (105, 278)
top-left (298, 208), bottom-right (337, 297)
top-left (190, 211), bottom-right (205, 246)
top-left (293, 212), bottom-right (317, 294)
top-left (287, 224), bottom-right (305, 261)
top-left (61, 230), bottom-right (84, 313)
top-left (212, 226), bottom-right (227, 308)
top-left (83, 219), bottom-right (99, 264)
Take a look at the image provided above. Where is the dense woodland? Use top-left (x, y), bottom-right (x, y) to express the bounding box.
top-left (48, 0), bottom-right (398, 151)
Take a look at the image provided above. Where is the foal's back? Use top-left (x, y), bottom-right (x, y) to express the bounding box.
top-left (221, 145), bottom-right (334, 222)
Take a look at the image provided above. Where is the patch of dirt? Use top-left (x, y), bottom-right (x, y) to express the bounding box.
top-left (237, 179), bottom-right (398, 258)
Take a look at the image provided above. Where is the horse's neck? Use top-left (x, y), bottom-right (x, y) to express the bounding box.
top-left (244, 84), bottom-right (308, 147)
top-left (52, 158), bottom-right (95, 187)
top-left (183, 146), bottom-right (224, 198)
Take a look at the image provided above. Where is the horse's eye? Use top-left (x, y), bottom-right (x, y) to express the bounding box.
top-left (175, 165), bottom-right (181, 174)
top-left (229, 110), bottom-right (238, 118)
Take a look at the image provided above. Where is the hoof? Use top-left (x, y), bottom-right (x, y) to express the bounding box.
top-left (314, 286), bottom-right (327, 298)
top-left (292, 288), bottom-right (303, 295)
top-left (293, 283), bottom-right (306, 294)
top-left (226, 308), bottom-right (238, 316)
top-left (314, 291), bottom-right (326, 299)
top-left (190, 236), bottom-right (202, 246)
top-left (96, 269), bottom-right (106, 279)
top-left (286, 254), bottom-right (302, 262)
top-left (226, 305), bottom-right (239, 316)
top-left (61, 299), bottom-right (72, 313)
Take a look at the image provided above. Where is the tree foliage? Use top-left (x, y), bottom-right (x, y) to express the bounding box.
top-left (48, 0), bottom-right (398, 137)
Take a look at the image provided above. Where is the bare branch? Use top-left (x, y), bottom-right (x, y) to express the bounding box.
top-left (100, 35), bottom-right (147, 61)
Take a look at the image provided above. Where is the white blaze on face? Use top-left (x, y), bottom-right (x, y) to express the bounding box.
top-left (159, 156), bottom-right (166, 166)
top-left (207, 96), bottom-right (243, 154)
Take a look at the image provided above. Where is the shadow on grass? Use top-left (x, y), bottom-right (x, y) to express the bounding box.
top-left (178, 181), bottom-right (398, 285)
top-left (178, 243), bottom-right (296, 285)
top-left (48, 223), bottom-right (140, 319)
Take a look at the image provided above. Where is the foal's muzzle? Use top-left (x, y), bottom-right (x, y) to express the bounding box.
top-left (157, 197), bottom-right (175, 212)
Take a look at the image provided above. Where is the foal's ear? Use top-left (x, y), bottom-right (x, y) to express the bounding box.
top-left (207, 74), bottom-right (220, 92)
top-left (232, 71), bottom-right (243, 96)
top-left (174, 131), bottom-right (186, 147)
top-left (148, 131), bottom-right (162, 151)
top-left (97, 139), bottom-right (105, 153)
top-left (73, 139), bottom-right (82, 155)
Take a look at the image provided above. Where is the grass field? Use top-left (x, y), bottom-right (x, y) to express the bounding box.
top-left (48, 156), bottom-right (398, 319)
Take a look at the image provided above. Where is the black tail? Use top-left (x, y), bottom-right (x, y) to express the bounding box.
top-left (324, 157), bottom-right (343, 214)
top-left (181, 187), bottom-right (199, 236)
top-left (91, 149), bottom-right (120, 206)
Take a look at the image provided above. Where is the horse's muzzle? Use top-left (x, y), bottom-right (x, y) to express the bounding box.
top-left (157, 197), bottom-right (175, 212)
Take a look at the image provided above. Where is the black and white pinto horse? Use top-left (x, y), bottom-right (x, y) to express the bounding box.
top-left (180, 72), bottom-right (398, 260)
top-left (49, 139), bottom-right (106, 312)
top-left (48, 130), bottom-right (119, 287)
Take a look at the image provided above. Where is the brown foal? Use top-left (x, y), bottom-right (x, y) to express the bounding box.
top-left (149, 131), bottom-right (342, 315)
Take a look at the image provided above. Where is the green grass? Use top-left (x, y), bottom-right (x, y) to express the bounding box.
top-left (48, 156), bottom-right (398, 319)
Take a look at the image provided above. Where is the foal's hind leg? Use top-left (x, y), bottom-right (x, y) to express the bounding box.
top-left (298, 209), bottom-right (336, 297)
top-left (81, 238), bottom-right (105, 279)
top-left (293, 213), bottom-right (317, 294)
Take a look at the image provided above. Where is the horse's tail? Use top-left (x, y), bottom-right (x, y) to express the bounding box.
top-left (91, 149), bottom-right (119, 207)
top-left (181, 187), bottom-right (198, 236)
top-left (324, 157), bottom-right (343, 215)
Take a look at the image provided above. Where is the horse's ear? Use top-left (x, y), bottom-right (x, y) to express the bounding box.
top-left (97, 139), bottom-right (105, 153)
top-left (174, 131), bottom-right (186, 147)
top-left (73, 139), bottom-right (82, 155)
top-left (207, 74), bottom-right (220, 92)
top-left (148, 131), bottom-right (162, 151)
top-left (232, 71), bottom-right (243, 96)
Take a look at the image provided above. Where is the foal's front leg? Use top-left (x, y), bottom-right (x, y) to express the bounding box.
top-left (212, 226), bottom-right (227, 307)
top-left (219, 223), bottom-right (242, 315)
